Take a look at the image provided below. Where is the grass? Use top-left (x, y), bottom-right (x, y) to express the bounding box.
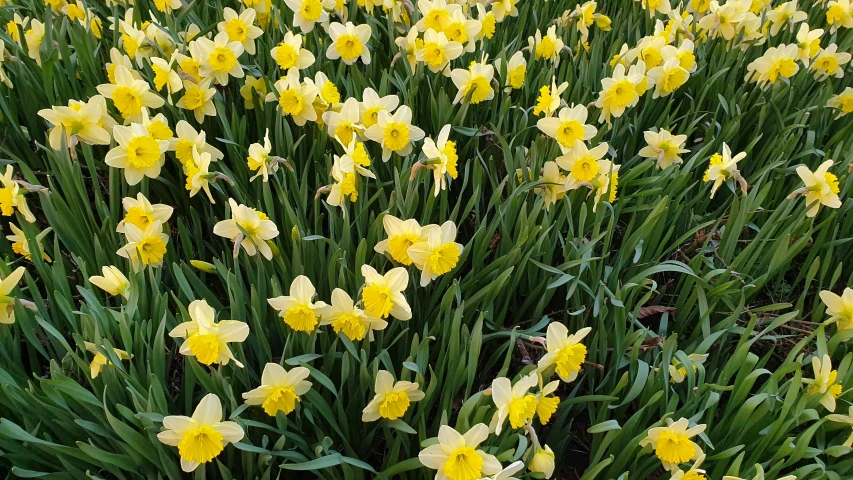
top-left (1, 0), bottom-right (853, 478)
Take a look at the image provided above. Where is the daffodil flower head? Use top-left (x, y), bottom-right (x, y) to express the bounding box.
top-left (828, 87), bottom-right (853, 119)
top-left (105, 115), bottom-right (170, 186)
top-left (247, 129), bottom-right (275, 182)
top-left (0, 266), bottom-right (26, 324)
top-left (594, 62), bottom-right (645, 123)
top-left (535, 377), bottom-right (561, 424)
top-left (811, 45), bottom-right (852, 80)
top-left (536, 161), bottom-right (569, 211)
top-left (374, 215), bottom-right (436, 266)
top-left (190, 31), bottom-right (245, 86)
top-left (450, 62), bottom-right (495, 105)
top-left (243, 363), bottom-right (312, 416)
top-left (84, 341), bottom-right (132, 378)
top-left (170, 120), bottom-right (224, 167)
top-left (89, 265), bottom-right (130, 298)
top-left (668, 353), bottom-right (709, 383)
top-left (794, 160), bottom-right (842, 217)
top-left (638, 129), bottom-right (690, 169)
top-left (418, 28), bottom-right (464, 75)
top-left (537, 104), bottom-right (597, 149)
top-left (528, 25), bottom-right (564, 64)
top-left (745, 44), bottom-right (799, 87)
top-left (157, 393), bottom-right (244, 472)
top-left (283, 0), bottom-right (335, 32)
top-left (362, 369), bottom-right (424, 421)
top-left (406, 220), bottom-right (464, 286)
top-left (639, 417), bottom-right (706, 471)
top-left (364, 105), bottom-right (425, 161)
top-left (117, 192), bottom-right (174, 234)
top-left (271, 31), bottom-right (316, 71)
top-left (265, 69), bottom-right (319, 126)
top-left (490, 373), bottom-right (538, 434)
top-left (177, 78), bottom-right (217, 123)
top-left (323, 98), bottom-right (364, 146)
top-left (804, 354), bottom-right (844, 412)
top-left (327, 22), bottom-right (372, 65)
top-left (36, 96), bottom-right (112, 151)
top-left (7, 223), bottom-right (52, 263)
top-left (359, 87), bottom-right (399, 129)
top-left (218, 7), bottom-right (264, 55)
top-left (418, 423), bottom-right (502, 480)
top-left (169, 299), bottom-right (250, 367)
top-left (213, 199), bottom-right (280, 260)
top-left (820, 288), bottom-right (853, 333)
top-left (556, 140), bottom-right (609, 186)
top-left (537, 322), bottom-right (591, 382)
top-left (704, 143), bottom-right (747, 198)
top-left (0, 165), bottom-right (36, 223)
top-left (187, 146), bottom-right (215, 203)
top-left (361, 265), bottom-right (411, 320)
top-left (319, 288), bottom-right (388, 341)
top-left (415, 0), bottom-right (462, 32)
top-left (529, 444), bottom-right (556, 478)
top-left (670, 454), bottom-right (708, 480)
top-left (268, 275), bottom-right (327, 332)
top-left (422, 124), bottom-right (460, 196)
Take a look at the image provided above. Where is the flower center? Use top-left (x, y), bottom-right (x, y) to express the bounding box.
top-left (175, 139), bottom-right (196, 166)
top-left (443, 446), bottom-right (483, 480)
top-left (608, 80), bottom-right (637, 108)
top-left (388, 234), bottom-right (420, 265)
top-left (507, 394), bottom-right (537, 428)
top-left (209, 47), bottom-right (237, 72)
top-left (445, 22), bottom-right (467, 43)
top-left (378, 391), bottom-right (411, 420)
top-left (336, 33), bottom-right (363, 61)
top-left (301, 0), bottom-right (323, 21)
top-left (125, 207), bottom-right (154, 230)
top-left (383, 122), bottom-right (410, 151)
top-left (442, 141), bottom-right (459, 178)
top-left (768, 58), bottom-right (797, 83)
top-left (279, 89), bottom-right (305, 116)
top-left (275, 43), bottom-right (298, 69)
top-left (262, 386), bottom-right (299, 415)
top-left (825, 172), bottom-right (840, 195)
top-left (656, 430), bottom-right (696, 465)
top-left (508, 65), bottom-right (526, 89)
top-left (362, 107), bottom-right (382, 128)
top-left (283, 303), bottom-right (318, 332)
top-left (334, 122), bottom-right (357, 146)
top-left (362, 284), bottom-right (394, 319)
top-left (571, 156), bottom-right (600, 182)
top-left (536, 36), bottom-right (556, 59)
top-left (557, 121), bottom-right (585, 147)
top-left (0, 187), bottom-right (15, 216)
top-left (428, 243), bottom-right (460, 275)
top-left (661, 67), bottom-right (689, 93)
top-left (424, 10), bottom-right (449, 31)
top-left (464, 75), bottom-right (491, 104)
top-left (187, 333), bottom-right (222, 365)
top-left (126, 136), bottom-right (162, 169)
top-left (225, 19), bottom-right (248, 42)
top-left (112, 86), bottom-right (143, 118)
top-left (332, 313), bottom-right (368, 341)
top-left (183, 85), bottom-right (206, 110)
top-left (555, 343), bottom-right (587, 379)
top-left (177, 425), bottom-right (224, 464)
top-left (423, 42), bottom-right (447, 68)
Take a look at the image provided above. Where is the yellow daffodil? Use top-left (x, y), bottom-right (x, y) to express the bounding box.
top-left (374, 215), bottom-right (435, 266)
top-left (537, 322), bottom-right (591, 382)
top-left (416, 0), bottom-right (461, 32)
top-left (556, 140), bottom-right (609, 185)
top-left (7, 223), bottom-right (51, 263)
top-left (535, 377), bottom-right (561, 424)
top-left (106, 119), bottom-right (170, 186)
top-left (243, 363), bottom-right (312, 415)
top-left (170, 120), bottom-right (224, 167)
top-left (320, 288), bottom-right (388, 341)
top-left (495, 51), bottom-right (526, 91)
top-left (444, 9), bottom-right (481, 53)
top-left (84, 342), bottom-right (132, 378)
top-left (105, 48), bottom-right (142, 84)
top-left (362, 369), bottom-right (424, 421)
top-left (266, 70), bottom-right (319, 126)
top-left (535, 161), bottom-right (569, 211)
top-left (89, 266), bottom-right (130, 298)
top-left (327, 22), bottom-right (372, 65)
top-left (795, 23), bottom-right (823, 67)
top-left (246, 129), bottom-right (276, 181)
top-left (240, 76), bottom-right (267, 109)
top-left (698, 2), bottom-right (746, 40)
top-left (359, 87), bottom-right (399, 128)
top-left (422, 124), bottom-right (459, 196)
top-left (533, 77), bottom-right (569, 117)
top-left (827, 0), bottom-right (853, 34)
top-left (283, 0), bottom-right (335, 32)
top-left (213, 198), bottom-right (279, 260)
top-left (418, 423), bottom-right (502, 480)
top-left (704, 143), bottom-right (747, 198)
top-left (326, 143), bottom-right (374, 206)
top-left (418, 29), bottom-right (464, 75)
top-left (590, 159), bottom-right (619, 211)
top-left (669, 353), bottom-right (708, 383)
top-left (792, 160), bottom-right (841, 217)
top-left (451, 61), bottom-right (495, 105)
top-left (157, 393), bottom-right (244, 472)
top-left (117, 220), bottom-right (168, 268)
top-left (407, 221), bottom-right (463, 286)
top-left (529, 445), bottom-right (556, 478)
top-left (118, 20), bottom-right (148, 66)
top-left (647, 57), bottom-right (689, 98)
top-left (670, 454), bottom-right (707, 480)
top-left (812, 45), bottom-right (851, 80)
top-left (169, 299), bottom-right (250, 367)
top-left (190, 32), bottom-right (245, 85)
top-left (117, 192), bottom-right (174, 234)
top-left (745, 44), bottom-right (799, 87)
top-left (766, 1), bottom-right (807, 36)
top-left (24, 19), bottom-right (45, 65)
top-left (152, 0), bottom-right (181, 13)
top-left (528, 26), bottom-right (564, 64)
top-left (218, 8), bottom-right (263, 55)
top-left (186, 146), bottom-right (215, 203)
top-left (177, 78), bottom-right (217, 123)
top-left (323, 97), bottom-right (363, 145)
top-left (638, 129), bottom-right (690, 168)
top-left (395, 28), bottom-right (421, 71)
top-left (271, 31), bottom-right (315, 71)
top-left (828, 87), bottom-right (853, 118)
top-left (490, 373), bottom-right (537, 434)
top-left (595, 62), bottom-right (645, 123)
top-left (150, 55), bottom-right (183, 101)
top-left (338, 137), bottom-right (373, 178)
top-left (37, 96), bottom-right (112, 151)
top-left (537, 105), bottom-right (597, 150)
top-left (640, 417), bottom-right (706, 471)
top-left (361, 265), bottom-right (411, 320)
top-left (0, 165), bottom-right (36, 223)
top-left (475, 5), bottom-right (496, 41)
top-left (637, 35), bottom-right (667, 69)
top-left (804, 354), bottom-right (844, 411)
top-left (96, 65), bottom-right (164, 121)
top-left (0, 266), bottom-right (26, 324)
top-left (820, 287), bottom-right (853, 332)
top-left (364, 106), bottom-right (425, 161)
top-left (308, 71), bottom-right (340, 125)
top-left (268, 275), bottom-right (327, 332)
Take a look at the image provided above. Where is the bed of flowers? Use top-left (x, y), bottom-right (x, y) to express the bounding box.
top-left (1, 0), bottom-right (853, 478)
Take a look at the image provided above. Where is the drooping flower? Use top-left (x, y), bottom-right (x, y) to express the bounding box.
top-left (84, 342), bottom-right (132, 378)
top-left (360, 265), bottom-right (411, 320)
top-left (820, 288), bottom-right (853, 333)
top-left (407, 221), bottom-right (464, 286)
top-left (169, 299), bottom-right (250, 367)
top-left (37, 96), bottom-right (112, 151)
top-left (0, 165), bottom-right (36, 223)
top-left (268, 275), bottom-right (327, 332)
top-left (362, 370), bottom-right (424, 421)
top-left (704, 143), bottom-right (747, 198)
top-left (320, 288), bottom-right (388, 341)
top-left (537, 322), bottom-right (591, 382)
top-left (157, 393), bottom-right (244, 472)
top-left (639, 417), bottom-right (706, 471)
top-left (213, 198), bottom-right (280, 260)
top-left (422, 124), bottom-right (460, 196)
top-left (418, 424), bottom-right (502, 480)
top-left (529, 445), bottom-right (556, 478)
top-left (7, 223), bottom-right (52, 263)
top-left (243, 363), bottom-right (312, 416)
top-left (89, 266), bottom-right (130, 298)
top-left (535, 161), bottom-right (569, 211)
top-left (792, 160), bottom-right (842, 217)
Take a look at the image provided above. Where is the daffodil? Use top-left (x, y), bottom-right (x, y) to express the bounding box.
top-left (190, 32), bottom-right (245, 86)
top-left (418, 423), bottom-right (502, 480)
top-left (537, 105), bottom-right (597, 150)
top-left (827, 0), bottom-right (853, 34)
top-left (0, 266), bottom-right (26, 324)
top-left (590, 159), bottom-right (620, 211)
top-left (308, 71), bottom-right (341, 125)
top-left (417, 29), bottom-right (464, 75)
top-left (24, 19), bottom-right (45, 65)
top-left (338, 137), bottom-right (374, 178)
top-left (820, 288), bottom-right (853, 332)
top-left (268, 275), bottom-right (327, 332)
top-left (117, 192), bottom-right (174, 234)
top-left (670, 454), bottom-right (707, 480)
top-left (704, 143), bottom-right (747, 198)
top-left (395, 27), bottom-right (421, 71)
top-left (698, 2), bottom-right (747, 40)
top-left (243, 363), bottom-right (312, 415)
top-left (362, 369), bottom-right (424, 421)
top-left (266, 70), bottom-right (319, 126)
top-left (536, 161), bottom-right (569, 211)
top-left (535, 378), bottom-right (561, 424)
top-left (361, 265), bottom-right (411, 320)
top-left (283, 0), bottom-right (335, 32)
top-left (443, 9), bottom-right (481, 53)
top-left (326, 143), bottom-right (374, 207)
top-left (528, 26), bottom-right (564, 64)
top-left (407, 221), bottom-right (464, 286)
top-left (812, 45), bottom-right (851, 80)
top-left (374, 215), bottom-right (435, 266)
top-left (537, 322), bottom-right (590, 382)
top-left (322, 98), bottom-right (363, 145)
top-left (84, 342), bottom-right (132, 378)
top-left (7, 223), bottom-right (51, 263)
top-left (186, 146), bottom-right (215, 203)
top-left (96, 65), bottom-right (164, 121)
top-left (795, 23), bottom-right (823, 67)
top-left (594, 62), bottom-right (645, 123)
top-left (327, 22), bottom-right (372, 65)
top-left (271, 31), bottom-right (315, 71)
top-left (320, 288), bottom-right (388, 341)
top-left (533, 77), bottom-right (569, 117)
top-left (451, 61), bottom-right (495, 105)
top-left (118, 20), bottom-right (148, 66)
top-left (150, 55), bottom-right (183, 101)
top-left (0, 165), bottom-right (36, 223)
top-left (639, 417), bottom-right (706, 471)
top-left (495, 51), bottom-right (526, 91)
top-left (647, 57), bottom-right (690, 98)
top-left (490, 373), bottom-right (537, 434)
top-left (239, 76), bottom-right (267, 109)
top-left (804, 354), bottom-right (844, 411)
top-left (416, 0), bottom-right (461, 32)
top-left (475, 5), bottom-right (496, 41)
top-left (246, 129), bottom-right (276, 182)
top-left (745, 44), bottom-right (799, 87)
top-left (422, 124), bottom-right (459, 196)
top-left (157, 393), bottom-right (244, 472)
top-left (364, 106), bottom-right (425, 161)
top-left (106, 120), bottom-right (170, 186)
top-left (828, 87), bottom-right (853, 118)
top-left (359, 87), bottom-right (399, 128)
top-left (638, 129), bottom-right (689, 168)
top-left (723, 465), bottom-right (795, 480)
top-left (89, 266), bottom-right (130, 298)
top-left (218, 8), bottom-right (263, 55)
top-left (637, 35), bottom-right (667, 69)
top-left (105, 48), bottom-right (142, 84)
top-left (669, 353), bottom-right (709, 383)
top-left (556, 140), bottom-right (609, 185)
top-left (170, 120), bottom-right (224, 167)
top-left (117, 221), bottom-right (169, 268)
top-left (0, 40), bottom-right (12, 88)
top-left (175, 78), bottom-right (216, 122)
top-left (213, 198), bottom-right (279, 260)
top-left (152, 0), bottom-right (181, 13)
top-left (491, 0), bottom-right (519, 21)
top-left (169, 299), bottom-right (250, 367)
top-left (37, 97), bottom-right (112, 151)
top-left (792, 160), bottom-right (842, 217)
top-left (529, 445), bottom-right (556, 478)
